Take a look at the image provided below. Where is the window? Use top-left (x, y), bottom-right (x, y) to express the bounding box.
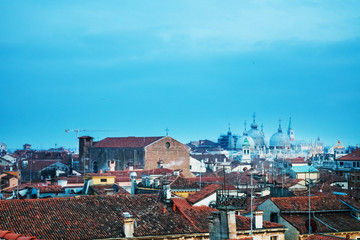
top-left (270, 212), bottom-right (278, 223)
top-left (340, 162), bottom-right (344, 167)
top-left (354, 162), bottom-right (356, 167)
top-left (166, 142), bottom-right (171, 149)
top-left (101, 179), bottom-right (107, 183)
top-left (357, 162), bottom-right (360, 167)
top-left (270, 236), bottom-right (278, 240)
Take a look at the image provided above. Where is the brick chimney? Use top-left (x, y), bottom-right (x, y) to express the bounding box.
top-left (254, 210), bottom-right (263, 229)
top-left (209, 210), bottom-right (237, 240)
top-left (123, 212), bottom-right (135, 238)
top-left (226, 210), bottom-right (237, 239)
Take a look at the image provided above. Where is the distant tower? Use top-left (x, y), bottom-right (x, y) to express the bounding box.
top-left (287, 117), bottom-right (295, 141)
top-left (241, 138), bottom-right (251, 163)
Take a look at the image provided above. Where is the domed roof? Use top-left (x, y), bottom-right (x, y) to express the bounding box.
top-left (269, 121), bottom-right (290, 148)
top-left (238, 135), bottom-right (255, 149)
top-left (247, 113), bottom-right (266, 148)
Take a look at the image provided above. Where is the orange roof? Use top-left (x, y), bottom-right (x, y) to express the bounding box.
top-left (338, 148), bottom-right (360, 161)
top-left (92, 137), bottom-right (163, 148)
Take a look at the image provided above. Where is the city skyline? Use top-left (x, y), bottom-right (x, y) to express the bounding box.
top-left (1, 1), bottom-right (360, 150)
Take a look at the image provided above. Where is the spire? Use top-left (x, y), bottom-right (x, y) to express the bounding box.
top-left (251, 112), bottom-right (258, 129)
top-left (227, 123), bottom-right (231, 135)
top-left (288, 117), bottom-right (292, 130)
top-left (278, 118), bottom-right (282, 133)
top-left (287, 117), bottom-right (295, 141)
top-left (243, 121), bottom-right (248, 136)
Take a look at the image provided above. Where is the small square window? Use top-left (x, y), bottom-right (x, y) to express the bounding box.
top-left (101, 179), bottom-right (107, 182)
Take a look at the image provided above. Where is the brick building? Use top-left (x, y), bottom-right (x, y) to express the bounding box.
top-left (80, 136), bottom-right (192, 177)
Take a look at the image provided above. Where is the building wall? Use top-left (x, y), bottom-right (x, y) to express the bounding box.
top-left (190, 157), bottom-right (206, 173)
top-left (193, 192), bottom-right (217, 207)
top-left (92, 176), bottom-right (115, 185)
top-left (257, 199), bottom-right (299, 240)
top-left (145, 136), bottom-right (192, 177)
top-left (299, 232), bottom-right (360, 240)
top-left (90, 148), bottom-right (145, 172)
top-left (295, 172), bottom-right (319, 182)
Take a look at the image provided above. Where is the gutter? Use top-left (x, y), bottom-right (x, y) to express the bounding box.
top-left (312, 212), bottom-right (338, 232)
top-left (281, 209), bottom-right (349, 214)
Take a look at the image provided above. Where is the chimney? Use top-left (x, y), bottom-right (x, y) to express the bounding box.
top-left (163, 184), bottom-right (171, 201)
top-left (109, 160), bottom-right (116, 171)
top-left (226, 210), bottom-right (237, 239)
top-left (158, 159), bottom-right (164, 169)
top-left (99, 169), bottom-right (103, 174)
top-left (254, 210), bottom-right (263, 229)
top-left (209, 210), bottom-right (237, 240)
top-left (130, 172), bottom-right (137, 195)
top-left (123, 212), bottom-right (135, 238)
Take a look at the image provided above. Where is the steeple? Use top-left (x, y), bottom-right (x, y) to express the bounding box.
top-left (278, 119), bottom-right (282, 132)
top-left (243, 121), bottom-right (248, 136)
top-left (287, 117), bottom-right (295, 141)
top-left (251, 112), bottom-right (258, 129)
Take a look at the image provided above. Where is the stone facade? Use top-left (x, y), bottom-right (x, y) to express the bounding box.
top-left (88, 136), bottom-right (192, 177)
top-left (144, 137), bottom-right (191, 177)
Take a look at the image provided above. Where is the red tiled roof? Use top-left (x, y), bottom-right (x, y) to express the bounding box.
top-left (0, 230), bottom-right (38, 240)
top-left (22, 159), bottom-right (70, 172)
top-left (187, 184), bottom-right (221, 204)
top-left (0, 195), bottom-right (202, 239)
top-left (235, 215), bottom-right (283, 230)
top-left (308, 234), bottom-right (347, 240)
top-left (281, 212), bottom-right (360, 234)
top-left (92, 137), bottom-right (164, 148)
top-left (172, 197), bottom-right (216, 233)
top-left (170, 176), bottom-right (199, 189)
top-left (3, 183), bottom-right (63, 193)
top-left (271, 196), bottom-right (350, 212)
top-left (338, 148), bottom-right (360, 161)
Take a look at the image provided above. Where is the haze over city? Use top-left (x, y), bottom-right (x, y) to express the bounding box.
top-left (1, 1), bottom-right (360, 150)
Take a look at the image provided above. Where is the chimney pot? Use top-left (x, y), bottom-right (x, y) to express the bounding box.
top-left (254, 210), bottom-right (263, 229)
top-left (123, 217), bottom-right (135, 238)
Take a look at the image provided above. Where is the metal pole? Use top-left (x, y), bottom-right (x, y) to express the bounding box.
top-left (308, 169), bottom-right (311, 235)
top-left (250, 171), bottom-right (253, 236)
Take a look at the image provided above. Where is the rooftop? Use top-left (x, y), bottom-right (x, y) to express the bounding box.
top-left (338, 148), bottom-right (360, 161)
top-left (92, 136), bottom-right (164, 148)
top-left (292, 165), bottom-right (318, 173)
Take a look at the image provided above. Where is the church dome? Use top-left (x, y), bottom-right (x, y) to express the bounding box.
top-left (248, 116), bottom-right (265, 148)
top-left (269, 121), bottom-right (290, 149)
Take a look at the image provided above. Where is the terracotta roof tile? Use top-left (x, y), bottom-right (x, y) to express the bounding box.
top-left (338, 148), bottom-right (360, 161)
top-left (308, 234), bottom-right (347, 240)
top-left (92, 137), bottom-right (164, 148)
top-left (235, 215), bottom-right (283, 230)
top-left (170, 176), bottom-right (199, 189)
top-left (0, 195), bottom-right (203, 239)
top-left (271, 196), bottom-right (351, 212)
top-left (187, 184), bottom-right (221, 204)
top-left (281, 212), bottom-right (360, 234)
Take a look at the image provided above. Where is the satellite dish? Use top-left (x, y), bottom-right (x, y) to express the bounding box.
top-left (305, 219), bottom-right (317, 233)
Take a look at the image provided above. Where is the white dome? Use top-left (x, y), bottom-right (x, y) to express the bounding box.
top-left (269, 124), bottom-right (290, 148)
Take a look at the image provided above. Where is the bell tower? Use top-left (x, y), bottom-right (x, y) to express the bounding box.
top-left (287, 117), bottom-right (295, 141)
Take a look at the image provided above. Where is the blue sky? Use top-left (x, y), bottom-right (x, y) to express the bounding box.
top-left (1, 1), bottom-right (360, 150)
